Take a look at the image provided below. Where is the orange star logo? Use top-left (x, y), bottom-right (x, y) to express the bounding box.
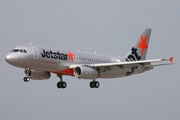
top-left (67, 52), bottom-right (74, 62)
top-left (137, 35), bottom-right (148, 55)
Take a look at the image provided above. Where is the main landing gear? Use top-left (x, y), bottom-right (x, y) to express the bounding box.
top-left (56, 75), bottom-right (100, 89)
top-left (57, 75), bottom-right (67, 89)
top-left (89, 80), bottom-right (100, 88)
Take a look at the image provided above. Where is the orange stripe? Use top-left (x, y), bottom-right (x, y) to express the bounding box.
top-left (50, 68), bottom-right (74, 76)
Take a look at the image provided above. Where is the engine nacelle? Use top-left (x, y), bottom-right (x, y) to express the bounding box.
top-left (74, 66), bottom-right (99, 79)
top-left (25, 70), bottom-right (51, 80)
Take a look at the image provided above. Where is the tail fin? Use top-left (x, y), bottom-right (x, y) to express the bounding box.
top-left (125, 28), bottom-right (152, 61)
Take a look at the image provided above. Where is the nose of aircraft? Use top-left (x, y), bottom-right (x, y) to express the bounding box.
top-left (5, 54), bottom-right (11, 63)
top-left (5, 53), bottom-right (16, 64)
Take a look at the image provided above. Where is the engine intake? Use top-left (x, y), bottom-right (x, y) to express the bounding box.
top-left (74, 66), bottom-right (99, 79)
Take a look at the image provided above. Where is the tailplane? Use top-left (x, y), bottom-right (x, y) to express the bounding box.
top-left (125, 28), bottom-right (151, 61)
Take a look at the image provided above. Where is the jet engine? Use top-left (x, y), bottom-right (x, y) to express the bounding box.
top-left (25, 69), bottom-right (51, 80)
top-left (74, 66), bottom-right (99, 79)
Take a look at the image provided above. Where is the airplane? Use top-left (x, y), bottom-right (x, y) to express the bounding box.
top-left (5, 28), bottom-right (174, 89)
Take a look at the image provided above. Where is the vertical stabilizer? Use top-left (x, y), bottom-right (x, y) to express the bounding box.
top-left (125, 28), bottom-right (151, 61)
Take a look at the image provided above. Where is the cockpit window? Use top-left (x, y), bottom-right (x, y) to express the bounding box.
top-left (11, 49), bottom-right (27, 53)
top-left (19, 49), bottom-right (23, 53)
top-left (13, 49), bottom-right (19, 52)
top-left (23, 50), bottom-right (27, 53)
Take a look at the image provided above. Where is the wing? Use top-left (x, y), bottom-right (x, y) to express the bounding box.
top-left (69, 57), bottom-right (174, 70)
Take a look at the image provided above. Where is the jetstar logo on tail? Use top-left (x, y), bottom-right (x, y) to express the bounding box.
top-left (126, 47), bottom-right (141, 61)
top-left (137, 35), bottom-right (148, 55)
top-left (41, 49), bottom-right (75, 62)
top-left (125, 34), bottom-right (149, 76)
top-left (125, 47), bottom-right (140, 76)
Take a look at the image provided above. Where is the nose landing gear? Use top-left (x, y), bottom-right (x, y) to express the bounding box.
top-left (23, 68), bottom-right (31, 82)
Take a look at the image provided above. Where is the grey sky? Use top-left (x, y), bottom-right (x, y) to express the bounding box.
top-left (0, 0), bottom-right (179, 120)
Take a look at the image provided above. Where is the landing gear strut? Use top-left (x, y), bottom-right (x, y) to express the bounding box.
top-left (89, 80), bottom-right (100, 88)
top-left (23, 68), bottom-right (31, 82)
top-left (57, 75), bottom-right (67, 89)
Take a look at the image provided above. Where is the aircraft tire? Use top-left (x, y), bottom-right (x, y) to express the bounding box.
top-left (62, 82), bottom-right (67, 89)
top-left (94, 81), bottom-right (100, 88)
top-left (57, 82), bottom-right (62, 88)
top-left (90, 81), bottom-right (100, 88)
top-left (90, 81), bottom-right (95, 88)
top-left (57, 81), bottom-right (67, 89)
top-left (23, 77), bottom-right (30, 82)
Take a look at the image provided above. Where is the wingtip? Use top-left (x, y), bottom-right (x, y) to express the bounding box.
top-left (169, 56), bottom-right (174, 63)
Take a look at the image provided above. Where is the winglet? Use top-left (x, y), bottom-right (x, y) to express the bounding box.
top-left (169, 57), bottom-right (174, 63)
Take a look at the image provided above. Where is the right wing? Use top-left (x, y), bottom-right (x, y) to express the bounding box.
top-left (69, 57), bottom-right (174, 70)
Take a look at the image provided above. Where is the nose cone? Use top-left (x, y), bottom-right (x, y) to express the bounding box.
top-left (5, 53), bottom-right (17, 65)
top-left (5, 54), bottom-right (13, 63)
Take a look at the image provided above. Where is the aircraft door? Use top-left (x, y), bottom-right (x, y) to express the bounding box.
top-left (32, 47), bottom-right (39, 59)
top-left (75, 56), bottom-right (79, 62)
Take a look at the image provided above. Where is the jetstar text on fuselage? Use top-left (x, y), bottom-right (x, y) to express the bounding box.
top-left (41, 49), bottom-right (67, 60)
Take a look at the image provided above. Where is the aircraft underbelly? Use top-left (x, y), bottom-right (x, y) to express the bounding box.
top-left (99, 67), bottom-right (126, 78)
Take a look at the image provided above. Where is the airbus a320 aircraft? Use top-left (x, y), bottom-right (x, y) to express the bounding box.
top-left (5, 28), bottom-right (173, 89)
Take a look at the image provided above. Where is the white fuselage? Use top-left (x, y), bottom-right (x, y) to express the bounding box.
top-left (5, 45), bottom-right (152, 79)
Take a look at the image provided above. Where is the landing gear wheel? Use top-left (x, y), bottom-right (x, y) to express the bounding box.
top-left (62, 82), bottom-right (67, 88)
top-left (94, 81), bottom-right (100, 88)
top-left (57, 75), bottom-right (67, 89)
top-left (23, 77), bottom-right (30, 82)
top-left (89, 81), bottom-right (100, 88)
top-left (57, 81), bottom-right (67, 89)
top-left (90, 81), bottom-right (95, 88)
top-left (57, 82), bottom-right (62, 88)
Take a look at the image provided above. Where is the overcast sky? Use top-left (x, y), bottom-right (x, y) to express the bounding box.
top-left (0, 0), bottom-right (179, 120)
